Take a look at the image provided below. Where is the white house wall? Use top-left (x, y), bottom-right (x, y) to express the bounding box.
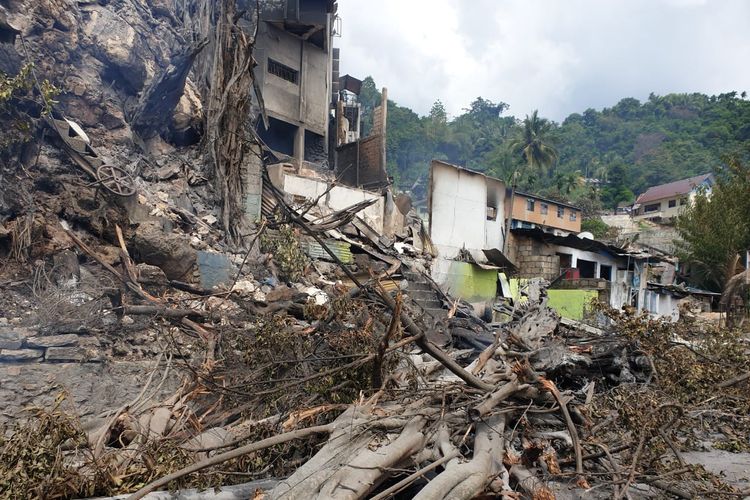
top-left (549, 245), bottom-right (620, 277)
top-left (644, 290), bottom-right (680, 321)
top-left (430, 164), bottom-right (488, 260)
top-left (484, 177), bottom-right (506, 251)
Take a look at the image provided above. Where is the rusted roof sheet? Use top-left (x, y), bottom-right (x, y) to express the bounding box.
top-left (635, 174), bottom-right (713, 204)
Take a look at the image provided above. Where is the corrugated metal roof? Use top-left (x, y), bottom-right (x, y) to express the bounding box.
top-left (300, 239), bottom-right (353, 264)
top-left (635, 174), bottom-right (713, 205)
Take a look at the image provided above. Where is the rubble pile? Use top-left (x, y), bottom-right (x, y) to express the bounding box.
top-left (0, 1), bottom-right (748, 499)
top-left (1, 169), bottom-right (749, 499)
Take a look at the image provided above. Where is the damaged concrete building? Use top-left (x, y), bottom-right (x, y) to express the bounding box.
top-left (427, 161), bottom-right (508, 316)
top-left (253, 0), bottom-right (339, 166)
top-left (424, 160), bottom-right (692, 322)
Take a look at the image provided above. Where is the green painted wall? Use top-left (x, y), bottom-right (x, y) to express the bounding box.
top-left (444, 261), bottom-right (498, 303)
top-left (547, 289), bottom-right (599, 320)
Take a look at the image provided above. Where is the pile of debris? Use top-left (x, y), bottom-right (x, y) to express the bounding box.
top-left (1, 166), bottom-right (749, 499)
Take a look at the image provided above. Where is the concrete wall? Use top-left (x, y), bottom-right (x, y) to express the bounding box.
top-left (508, 234), bottom-right (620, 281)
top-left (255, 22), bottom-right (330, 137)
top-left (547, 289), bottom-right (599, 320)
top-left (509, 194), bottom-right (581, 233)
top-left (335, 135), bottom-right (386, 189)
top-left (644, 290), bottom-right (680, 321)
top-left (243, 147), bottom-right (263, 219)
top-left (485, 177), bottom-right (506, 250)
top-left (610, 269), bottom-right (634, 310)
top-left (428, 161), bottom-right (506, 261)
top-left (431, 260), bottom-right (497, 314)
top-left (282, 173), bottom-right (385, 232)
top-left (430, 163), bottom-right (489, 260)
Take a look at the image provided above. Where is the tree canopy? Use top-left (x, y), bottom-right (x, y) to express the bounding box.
top-left (366, 78), bottom-right (750, 212)
top-left (676, 156), bottom-right (750, 291)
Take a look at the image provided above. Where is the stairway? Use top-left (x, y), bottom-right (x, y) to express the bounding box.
top-left (401, 268), bottom-right (448, 329)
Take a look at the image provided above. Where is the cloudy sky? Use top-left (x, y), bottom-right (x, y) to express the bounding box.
top-left (335, 0), bottom-right (750, 122)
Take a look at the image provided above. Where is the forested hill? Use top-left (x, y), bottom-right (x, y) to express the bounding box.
top-left (357, 76), bottom-right (750, 211)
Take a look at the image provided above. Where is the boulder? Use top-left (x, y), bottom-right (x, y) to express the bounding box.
top-left (129, 220), bottom-right (197, 280)
top-left (82, 5), bottom-right (147, 94)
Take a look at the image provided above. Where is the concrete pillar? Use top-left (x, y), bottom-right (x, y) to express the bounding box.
top-left (294, 125), bottom-right (305, 167)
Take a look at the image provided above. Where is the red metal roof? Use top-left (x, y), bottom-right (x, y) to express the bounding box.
top-left (635, 174), bottom-right (713, 205)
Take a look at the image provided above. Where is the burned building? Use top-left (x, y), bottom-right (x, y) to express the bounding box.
top-left (253, 0), bottom-right (339, 165)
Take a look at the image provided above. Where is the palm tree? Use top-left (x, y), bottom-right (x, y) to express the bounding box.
top-left (503, 111), bottom-right (559, 252)
top-left (554, 170), bottom-right (585, 196)
top-left (508, 110), bottom-right (559, 177)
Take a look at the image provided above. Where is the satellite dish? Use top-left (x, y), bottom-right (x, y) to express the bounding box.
top-left (578, 231), bottom-right (594, 240)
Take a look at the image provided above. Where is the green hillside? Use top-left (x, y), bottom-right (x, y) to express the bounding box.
top-left (364, 75), bottom-right (750, 211)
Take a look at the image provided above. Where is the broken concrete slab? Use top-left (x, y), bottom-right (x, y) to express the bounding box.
top-left (0, 348), bottom-right (43, 362)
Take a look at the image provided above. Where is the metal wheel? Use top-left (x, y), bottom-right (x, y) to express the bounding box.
top-left (96, 164), bottom-right (136, 197)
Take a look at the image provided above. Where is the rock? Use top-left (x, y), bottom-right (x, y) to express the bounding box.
top-left (0, 333), bottom-right (22, 350)
top-left (26, 334), bottom-right (79, 348)
top-left (136, 263), bottom-right (169, 293)
top-left (266, 285), bottom-right (296, 302)
top-left (82, 5), bottom-right (147, 93)
top-left (0, 327), bottom-right (34, 349)
top-left (0, 361), bottom-right (180, 426)
top-left (233, 279), bottom-right (257, 294)
top-left (0, 349), bottom-right (43, 362)
top-left (0, 318), bottom-right (8, 326)
top-left (121, 315), bottom-right (135, 326)
top-left (129, 220), bottom-right (197, 280)
top-left (51, 249), bottom-right (80, 286)
top-left (171, 78), bottom-right (203, 145)
top-left (45, 347), bottom-right (99, 363)
top-left (112, 341), bottom-right (131, 357)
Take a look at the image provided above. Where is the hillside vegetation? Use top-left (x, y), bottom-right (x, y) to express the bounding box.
top-left (362, 76), bottom-right (750, 211)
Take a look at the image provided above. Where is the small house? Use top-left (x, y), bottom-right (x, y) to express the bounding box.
top-left (632, 174), bottom-right (714, 221)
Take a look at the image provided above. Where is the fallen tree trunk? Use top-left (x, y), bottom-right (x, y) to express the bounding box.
top-left (127, 423), bottom-right (335, 500)
top-left (413, 414), bottom-right (505, 500)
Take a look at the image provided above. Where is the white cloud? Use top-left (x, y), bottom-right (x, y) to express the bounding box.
top-left (335, 0), bottom-right (750, 121)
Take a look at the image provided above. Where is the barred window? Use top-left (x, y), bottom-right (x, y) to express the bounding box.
top-left (268, 58), bottom-right (299, 84)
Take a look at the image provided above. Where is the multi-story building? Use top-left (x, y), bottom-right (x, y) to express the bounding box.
top-left (253, 0), bottom-right (338, 164)
top-left (507, 191), bottom-right (582, 234)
